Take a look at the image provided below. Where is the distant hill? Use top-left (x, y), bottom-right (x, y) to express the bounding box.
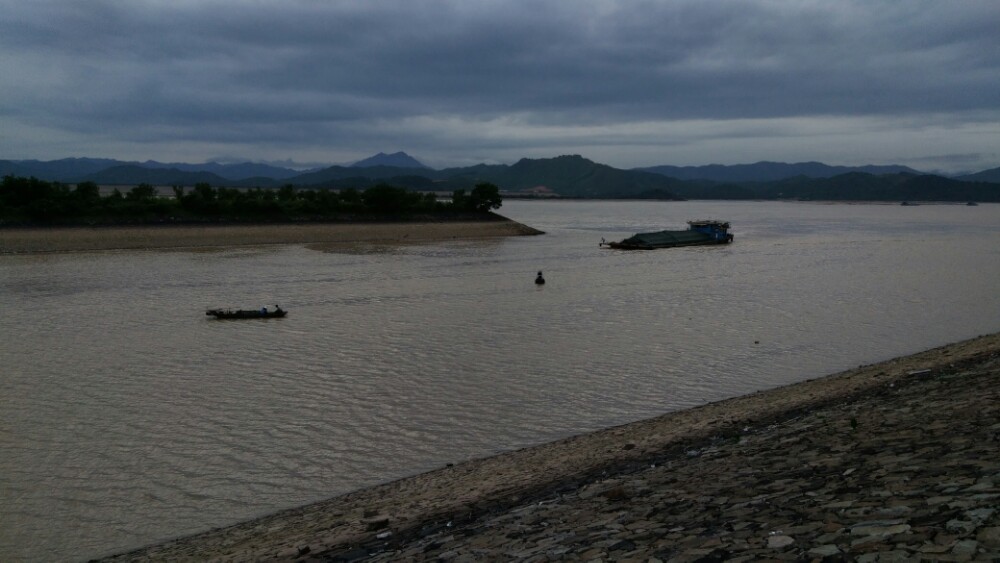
top-left (81, 165), bottom-right (235, 187)
top-left (0, 160), bottom-right (24, 178)
top-left (139, 161), bottom-right (303, 181)
top-left (666, 172), bottom-right (1000, 202)
top-left (0, 157), bottom-right (132, 182)
top-left (0, 157), bottom-right (301, 183)
top-left (4, 155), bottom-right (1000, 201)
top-left (636, 161), bottom-right (922, 182)
top-left (285, 155), bottom-right (683, 198)
top-left (288, 164), bottom-right (439, 187)
top-left (351, 151), bottom-right (428, 169)
top-left (956, 166), bottom-right (1000, 184)
top-left (490, 155), bottom-right (683, 198)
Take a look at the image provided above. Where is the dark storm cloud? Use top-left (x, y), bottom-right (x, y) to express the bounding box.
top-left (1, 0), bottom-right (998, 169)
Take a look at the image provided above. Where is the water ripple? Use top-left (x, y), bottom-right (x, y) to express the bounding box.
top-left (2, 201), bottom-right (1000, 561)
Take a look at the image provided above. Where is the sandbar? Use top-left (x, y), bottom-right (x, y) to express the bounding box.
top-left (0, 219), bottom-right (543, 254)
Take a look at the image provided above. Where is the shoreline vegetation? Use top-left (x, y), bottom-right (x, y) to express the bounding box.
top-left (0, 175), bottom-right (505, 227)
top-left (0, 175), bottom-right (552, 253)
top-left (101, 333), bottom-right (1000, 561)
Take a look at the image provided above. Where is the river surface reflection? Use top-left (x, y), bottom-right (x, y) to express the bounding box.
top-left (2, 200), bottom-right (999, 561)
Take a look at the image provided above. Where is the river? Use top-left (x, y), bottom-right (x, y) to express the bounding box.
top-left (2, 200), bottom-right (999, 561)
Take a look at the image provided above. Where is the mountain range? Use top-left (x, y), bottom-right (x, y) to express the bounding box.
top-left (2, 153), bottom-right (999, 202)
top-left (634, 161), bottom-right (922, 183)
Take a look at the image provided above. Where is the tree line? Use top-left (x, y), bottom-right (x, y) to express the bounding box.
top-left (0, 176), bottom-right (503, 224)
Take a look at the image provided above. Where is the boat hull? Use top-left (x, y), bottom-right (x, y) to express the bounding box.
top-left (604, 237), bottom-right (732, 250)
top-left (206, 309), bottom-right (287, 319)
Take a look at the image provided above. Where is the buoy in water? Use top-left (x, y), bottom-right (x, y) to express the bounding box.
top-left (535, 271), bottom-right (545, 285)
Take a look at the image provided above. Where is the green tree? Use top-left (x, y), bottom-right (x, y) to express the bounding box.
top-left (180, 183), bottom-right (220, 214)
top-left (278, 184), bottom-right (296, 202)
top-left (1, 175), bottom-right (60, 208)
top-left (421, 192), bottom-right (438, 210)
top-left (73, 181), bottom-right (101, 204)
top-left (193, 183), bottom-right (215, 200)
top-left (362, 183), bottom-right (419, 214)
top-left (127, 183), bottom-right (157, 201)
top-left (339, 188), bottom-right (361, 206)
top-left (469, 182), bottom-right (502, 212)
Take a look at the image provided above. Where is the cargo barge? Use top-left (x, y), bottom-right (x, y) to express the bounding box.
top-left (600, 220), bottom-right (734, 250)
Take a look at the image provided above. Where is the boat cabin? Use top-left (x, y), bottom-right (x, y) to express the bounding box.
top-left (687, 220), bottom-right (732, 243)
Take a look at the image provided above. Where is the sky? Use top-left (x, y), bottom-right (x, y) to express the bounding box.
top-left (2, 1), bottom-right (999, 174)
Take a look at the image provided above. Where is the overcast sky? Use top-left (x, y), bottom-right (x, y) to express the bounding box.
top-left (2, 1), bottom-right (998, 173)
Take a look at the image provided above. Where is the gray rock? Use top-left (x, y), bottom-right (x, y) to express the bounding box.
top-left (856, 550), bottom-right (911, 562)
top-left (807, 544), bottom-right (841, 557)
top-left (965, 480), bottom-right (994, 492)
top-left (766, 534), bottom-right (794, 548)
top-left (952, 539), bottom-right (978, 556)
top-left (977, 527), bottom-right (1000, 548)
top-left (850, 520), bottom-right (910, 537)
top-left (966, 507), bottom-right (995, 522)
top-left (946, 519), bottom-right (977, 534)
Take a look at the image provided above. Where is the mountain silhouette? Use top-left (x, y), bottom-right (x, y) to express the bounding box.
top-left (351, 152), bottom-right (428, 169)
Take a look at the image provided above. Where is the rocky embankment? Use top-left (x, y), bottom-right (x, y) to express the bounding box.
top-left (104, 334), bottom-right (1000, 562)
top-left (361, 347), bottom-right (1000, 562)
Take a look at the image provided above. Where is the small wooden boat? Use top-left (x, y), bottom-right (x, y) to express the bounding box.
top-left (601, 220), bottom-right (734, 250)
top-left (206, 307), bottom-right (286, 319)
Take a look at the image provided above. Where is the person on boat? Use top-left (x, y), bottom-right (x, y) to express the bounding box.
top-left (261, 306), bottom-right (267, 315)
top-left (274, 305), bottom-right (282, 312)
top-left (535, 271), bottom-right (545, 285)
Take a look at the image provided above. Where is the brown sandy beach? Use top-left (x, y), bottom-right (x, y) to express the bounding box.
top-left (101, 333), bottom-right (1000, 562)
top-left (0, 219), bottom-right (543, 254)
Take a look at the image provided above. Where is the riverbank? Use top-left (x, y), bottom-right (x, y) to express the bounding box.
top-left (102, 333), bottom-right (1000, 561)
top-left (0, 218), bottom-right (543, 253)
